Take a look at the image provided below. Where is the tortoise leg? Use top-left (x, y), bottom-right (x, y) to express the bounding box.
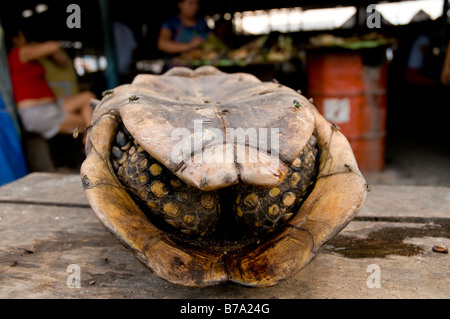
top-left (225, 107), bottom-right (367, 287)
top-left (233, 134), bottom-right (319, 236)
top-left (111, 124), bottom-right (222, 237)
top-left (81, 114), bottom-right (227, 287)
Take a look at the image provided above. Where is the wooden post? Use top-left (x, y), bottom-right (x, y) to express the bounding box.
top-left (98, 0), bottom-right (119, 88)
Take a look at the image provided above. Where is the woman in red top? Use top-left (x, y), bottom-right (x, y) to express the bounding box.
top-left (8, 30), bottom-right (94, 142)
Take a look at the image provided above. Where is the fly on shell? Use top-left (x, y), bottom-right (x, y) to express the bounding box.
top-left (102, 90), bottom-right (114, 97)
top-left (73, 127), bottom-right (79, 139)
top-left (129, 95), bottom-right (139, 102)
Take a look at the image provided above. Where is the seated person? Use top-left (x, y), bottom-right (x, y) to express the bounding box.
top-left (8, 29), bottom-right (94, 143)
top-left (157, 0), bottom-right (211, 68)
top-left (405, 33), bottom-right (442, 86)
top-left (114, 21), bottom-right (138, 84)
top-left (39, 48), bottom-right (80, 98)
top-left (440, 39), bottom-right (450, 87)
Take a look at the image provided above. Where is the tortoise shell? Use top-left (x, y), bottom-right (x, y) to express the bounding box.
top-left (80, 66), bottom-right (367, 287)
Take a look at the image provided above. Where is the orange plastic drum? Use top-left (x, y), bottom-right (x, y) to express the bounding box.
top-left (307, 51), bottom-right (387, 172)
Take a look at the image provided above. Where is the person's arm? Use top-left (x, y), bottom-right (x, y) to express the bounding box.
top-left (440, 40), bottom-right (450, 86)
top-left (18, 41), bottom-right (60, 63)
top-left (50, 49), bottom-right (69, 67)
top-left (157, 27), bottom-right (204, 54)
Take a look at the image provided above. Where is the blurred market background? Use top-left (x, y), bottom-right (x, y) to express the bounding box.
top-left (0, 0), bottom-right (449, 187)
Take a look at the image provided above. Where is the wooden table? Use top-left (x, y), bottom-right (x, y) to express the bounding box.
top-left (0, 173), bottom-right (449, 299)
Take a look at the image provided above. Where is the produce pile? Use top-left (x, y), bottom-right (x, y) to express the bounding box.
top-left (170, 32), bottom-right (394, 68)
top-left (171, 34), bottom-right (295, 67)
top-left (307, 32), bottom-right (395, 50)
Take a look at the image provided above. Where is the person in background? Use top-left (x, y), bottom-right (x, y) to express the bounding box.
top-left (7, 29), bottom-right (94, 144)
top-left (440, 39), bottom-right (450, 87)
top-left (38, 45), bottom-right (89, 170)
top-left (113, 21), bottom-right (137, 84)
top-left (157, 0), bottom-right (211, 68)
top-left (0, 19), bottom-right (28, 185)
top-left (39, 47), bottom-right (80, 99)
top-left (405, 31), bottom-right (442, 86)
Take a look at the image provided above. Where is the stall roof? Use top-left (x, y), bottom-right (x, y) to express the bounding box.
top-left (1, 0), bottom-right (439, 17)
top-left (0, 0), bottom-right (446, 53)
top-left (200, 0), bottom-right (413, 13)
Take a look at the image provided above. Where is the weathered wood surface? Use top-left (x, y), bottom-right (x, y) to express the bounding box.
top-left (0, 173), bottom-right (449, 298)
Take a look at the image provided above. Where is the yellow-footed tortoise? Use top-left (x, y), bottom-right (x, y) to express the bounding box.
top-left (80, 66), bottom-right (367, 287)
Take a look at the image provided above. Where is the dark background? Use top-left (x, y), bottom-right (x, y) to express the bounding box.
top-left (1, 0), bottom-right (449, 183)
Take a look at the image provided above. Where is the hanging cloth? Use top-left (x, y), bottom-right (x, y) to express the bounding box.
top-left (0, 94), bottom-right (28, 186)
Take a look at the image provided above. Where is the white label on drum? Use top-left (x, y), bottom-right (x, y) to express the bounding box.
top-left (323, 98), bottom-right (350, 123)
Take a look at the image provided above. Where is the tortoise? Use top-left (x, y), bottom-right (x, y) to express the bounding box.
top-left (80, 66), bottom-right (367, 287)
